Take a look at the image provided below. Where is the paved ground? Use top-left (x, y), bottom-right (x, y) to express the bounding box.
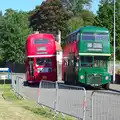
top-left (110, 83), bottom-right (120, 91)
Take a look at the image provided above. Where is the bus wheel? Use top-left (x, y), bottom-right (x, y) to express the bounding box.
top-left (24, 81), bottom-right (29, 86)
top-left (103, 83), bottom-right (110, 90)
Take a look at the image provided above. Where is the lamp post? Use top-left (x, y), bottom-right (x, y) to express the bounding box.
top-left (113, 0), bottom-right (116, 83)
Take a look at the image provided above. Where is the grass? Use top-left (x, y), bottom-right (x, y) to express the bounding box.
top-left (0, 84), bottom-right (75, 120)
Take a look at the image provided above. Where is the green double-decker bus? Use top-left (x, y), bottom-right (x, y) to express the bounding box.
top-left (63, 26), bottom-right (111, 89)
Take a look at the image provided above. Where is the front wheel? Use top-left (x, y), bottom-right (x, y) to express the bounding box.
top-left (23, 81), bottom-right (29, 86)
top-left (102, 83), bottom-right (110, 90)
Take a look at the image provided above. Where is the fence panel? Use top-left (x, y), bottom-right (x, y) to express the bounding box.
top-left (38, 80), bottom-right (57, 110)
top-left (91, 91), bottom-right (120, 120)
top-left (11, 74), bottom-right (17, 92)
top-left (56, 84), bottom-right (86, 120)
top-left (11, 74), bottom-right (24, 97)
top-left (38, 81), bottom-right (86, 120)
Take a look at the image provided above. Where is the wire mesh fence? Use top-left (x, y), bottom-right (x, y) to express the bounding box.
top-left (91, 91), bottom-right (120, 120)
top-left (38, 80), bottom-right (86, 120)
top-left (38, 80), bottom-right (57, 110)
top-left (11, 74), bottom-right (24, 98)
top-left (10, 74), bottom-right (120, 120)
top-left (56, 83), bottom-right (86, 120)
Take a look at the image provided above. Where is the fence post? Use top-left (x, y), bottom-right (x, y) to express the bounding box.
top-left (15, 76), bottom-right (17, 93)
top-left (91, 91), bottom-right (94, 120)
top-left (18, 77), bottom-right (20, 95)
top-left (82, 88), bottom-right (86, 120)
top-left (38, 81), bottom-right (42, 104)
top-left (16, 76), bottom-right (19, 94)
top-left (55, 82), bottom-right (58, 112)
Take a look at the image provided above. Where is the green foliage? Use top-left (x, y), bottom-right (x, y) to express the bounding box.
top-left (68, 10), bottom-right (95, 32)
top-left (1, 85), bottom-right (21, 101)
top-left (0, 11), bottom-right (2, 16)
top-left (94, 0), bottom-right (120, 60)
top-left (0, 9), bottom-right (32, 63)
top-left (68, 16), bottom-right (84, 32)
top-left (61, 0), bottom-right (91, 15)
top-left (30, 0), bottom-right (71, 39)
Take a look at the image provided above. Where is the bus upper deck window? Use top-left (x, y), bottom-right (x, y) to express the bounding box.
top-left (82, 33), bottom-right (95, 40)
top-left (95, 33), bottom-right (108, 41)
top-left (34, 39), bottom-right (49, 44)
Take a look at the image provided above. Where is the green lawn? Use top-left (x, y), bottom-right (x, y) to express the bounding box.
top-left (0, 85), bottom-right (75, 120)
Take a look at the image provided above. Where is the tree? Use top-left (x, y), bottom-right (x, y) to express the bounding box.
top-left (0, 9), bottom-right (32, 63)
top-left (30, 0), bottom-right (71, 39)
top-left (61, 0), bottom-right (91, 15)
top-left (60, 0), bottom-right (94, 33)
top-left (68, 10), bottom-right (95, 32)
top-left (94, 0), bottom-right (120, 60)
top-left (0, 11), bottom-right (2, 16)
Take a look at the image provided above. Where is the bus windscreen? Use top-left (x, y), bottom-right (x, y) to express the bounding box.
top-left (36, 58), bottom-right (52, 66)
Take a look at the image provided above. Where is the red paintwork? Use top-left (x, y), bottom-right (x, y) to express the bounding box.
top-left (26, 33), bottom-right (56, 57)
top-left (25, 33), bottom-right (57, 83)
top-left (62, 40), bottom-right (79, 80)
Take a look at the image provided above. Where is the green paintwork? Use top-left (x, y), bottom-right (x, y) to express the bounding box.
top-left (64, 26), bottom-right (111, 87)
top-left (77, 26), bottom-right (111, 54)
top-left (77, 26), bottom-right (111, 86)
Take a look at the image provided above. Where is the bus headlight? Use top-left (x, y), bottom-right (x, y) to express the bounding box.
top-left (80, 75), bottom-right (84, 79)
top-left (105, 76), bottom-right (109, 80)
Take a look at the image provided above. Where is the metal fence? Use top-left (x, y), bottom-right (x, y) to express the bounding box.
top-left (38, 80), bottom-right (86, 120)
top-left (91, 91), bottom-right (120, 120)
top-left (10, 73), bottom-right (120, 120)
top-left (11, 74), bottom-right (24, 98)
top-left (38, 81), bottom-right (57, 109)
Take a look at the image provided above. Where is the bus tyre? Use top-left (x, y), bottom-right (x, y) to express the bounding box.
top-left (103, 83), bottom-right (110, 90)
top-left (24, 81), bottom-right (29, 86)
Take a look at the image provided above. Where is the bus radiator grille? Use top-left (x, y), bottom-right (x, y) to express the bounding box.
top-left (87, 74), bottom-right (102, 85)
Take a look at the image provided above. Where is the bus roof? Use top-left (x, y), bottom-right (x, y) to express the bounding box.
top-left (68, 26), bottom-right (109, 37)
top-left (27, 33), bottom-right (55, 40)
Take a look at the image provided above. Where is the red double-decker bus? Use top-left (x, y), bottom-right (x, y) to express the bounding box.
top-left (25, 33), bottom-right (57, 84)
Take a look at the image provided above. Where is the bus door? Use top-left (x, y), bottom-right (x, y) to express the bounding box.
top-left (28, 58), bottom-right (34, 77)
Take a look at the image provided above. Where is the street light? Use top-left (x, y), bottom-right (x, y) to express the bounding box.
top-left (113, 0), bottom-right (116, 83)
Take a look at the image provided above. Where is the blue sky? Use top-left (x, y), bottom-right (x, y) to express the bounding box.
top-left (91, 0), bottom-right (100, 14)
top-left (0, 0), bottom-right (43, 14)
top-left (0, 0), bottom-right (100, 14)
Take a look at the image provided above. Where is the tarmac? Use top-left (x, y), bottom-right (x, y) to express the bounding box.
top-left (110, 83), bottom-right (120, 91)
